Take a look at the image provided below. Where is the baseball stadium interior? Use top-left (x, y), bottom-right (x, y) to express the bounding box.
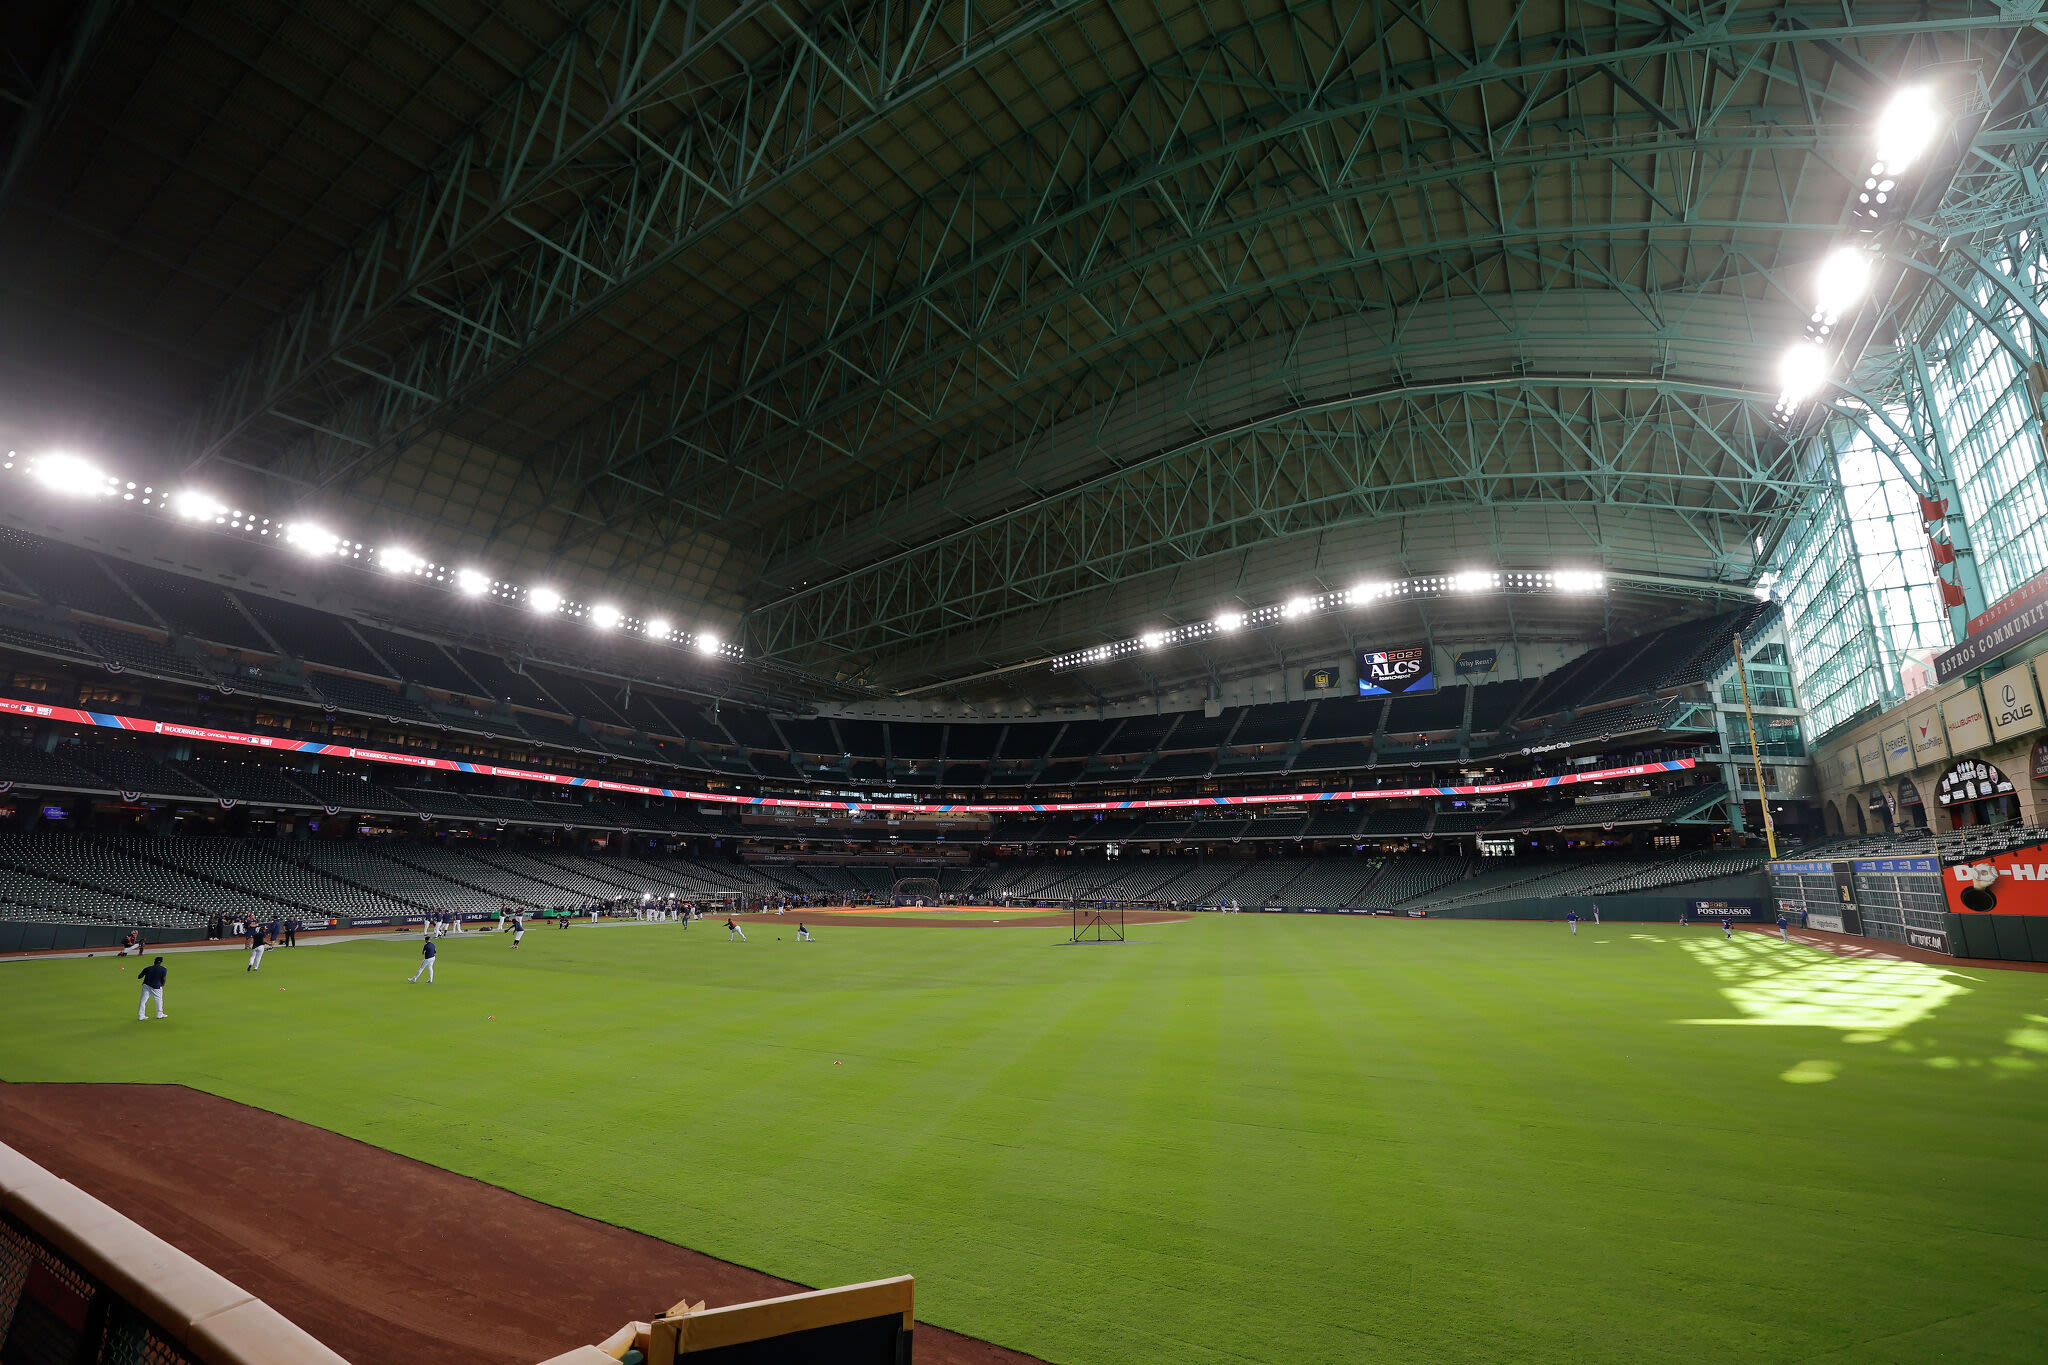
top-left (3, 3), bottom-right (2048, 1364)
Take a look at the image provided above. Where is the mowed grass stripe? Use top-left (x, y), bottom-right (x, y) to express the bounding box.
top-left (4, 916), bottom-right (2046, 1364)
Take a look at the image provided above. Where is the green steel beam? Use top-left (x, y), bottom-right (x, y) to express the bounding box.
top-left (500, 7), bottom-right (2023, 567)
top-left (0, 0), bottom-right (131, 206)
top-left (739, 374), bottom-right (1811, 677)
top-left (183, 0), bottom-right (1083, 491)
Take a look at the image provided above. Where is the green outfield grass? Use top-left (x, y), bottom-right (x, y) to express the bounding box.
top-left (5, 918), bottom-right (2046, 1363)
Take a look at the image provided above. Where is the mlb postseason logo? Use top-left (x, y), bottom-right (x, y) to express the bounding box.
top-left (1357, 643), bottom-right (1435, 696)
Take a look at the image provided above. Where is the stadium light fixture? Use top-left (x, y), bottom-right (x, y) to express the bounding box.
top-left (174, 489), bottom-right (225, 522)
top-left (1452, 570), bottom-right (1498, 593)
top-left (1349, 580), bottom-right (1390, 602)
top-left (285, 522), bottom-right (337, 556)
top-left (1554, 570), bottom-right (1605, 593)
top-left (1214, 610), bottom-right (1244, 631)
top-left (1812, 247), bottom-right (1873, 325)
top-left (1, 447), bottom-right (742, 660)
top-left (1282, 596), bottom-right (1312, 618)
top-left (1871, 85), bottom-right (1939, 177)
top-left (1776, 341), bottom-right (1829, 403)
top-left (32, 452), bottom-right (110, 498)
top-left (695, 631), bottom-right (720, 655)
top-left (1140, 630), bottom-right (1166, 649)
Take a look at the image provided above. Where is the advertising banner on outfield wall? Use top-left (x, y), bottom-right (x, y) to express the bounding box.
top-left (1858, 735), bottom-right (1885, 783)
top-left (1806, 912), bottom-right (1847, 933)
top-left (1943, 686), bottom-right (1992, 755)
top-left (1905, 925), bottom-right (1950, 953)
top-left (1987, 661), bottom-right (2045, 742)
top-left (1944, 837), bottom-right (2048, 916)
top-left (1690, 898), bottom-right (1764, 918)
top-left (1908, 705), bottom-right (1948, 767)
top-left (1882, 726), bottom-right (1912, 776)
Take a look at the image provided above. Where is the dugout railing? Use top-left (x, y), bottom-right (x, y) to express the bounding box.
top-left (0, 1140), bottom-right (345, 1365)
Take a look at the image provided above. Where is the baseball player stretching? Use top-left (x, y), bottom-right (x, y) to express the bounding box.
top-left (511, 913), bottom-right (525, 947)
top-left (409, 935), bottom-right (437, 983)
top-left (727, 917), bottom-right (746, 941)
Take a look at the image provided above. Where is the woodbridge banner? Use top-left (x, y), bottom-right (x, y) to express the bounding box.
top-left (0, 693), bottom-right (1694, 816)
top-left (1302, 664), bottom-right (1341, 693)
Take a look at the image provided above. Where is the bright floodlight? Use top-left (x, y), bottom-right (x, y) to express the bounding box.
top-left (379, 546), bottom-right (423, 574)
top-left (174, 489), bottom-right (225, 521)
top-left (1452, 570), bottom-right (1497, 593)
top-left (1214, 610), bottom-right (1244, 631)
top-left (1873, 85), bottom-right (1939, 174)
top-left (1814, 247), bottom-right (1873, 319)
top-left (528, 585), bottom-right (563, 613)
top-left (1140, 630), bottom-right (1166, 649)
top-left (646, 615), bottom-right (672, 638)
top-left (1350, 580), bottom-right (1389, 602)
top-left (285, 522), bottom-right (336, 556)
top-left (591, 602), bottom-right (621, 630)
top-left (455, 568), bottom-right (490, 597)
top-left (695, 631), bottom-right (720, 655)
top-left (32, 452), bottom-right (108, 497)
top-left (1554, 569), bottom-right (1605, 594)
top-left (1777, 341), bottom-right (1830, 402)
top-left (1283, 596), bottom-right (1312, 618)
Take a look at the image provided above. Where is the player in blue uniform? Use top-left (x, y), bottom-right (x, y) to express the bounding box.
top-left (1567, 909), bottom-right (1579, 936)
top-left (1776, 910), bottom-right (1790, 942)
top-left (409, 934), bottom-right (437, 983)
top-left (1721, 917), bottom-right (1732, 940)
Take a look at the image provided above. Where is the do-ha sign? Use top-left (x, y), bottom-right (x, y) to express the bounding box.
top-left (1946, 837), bottom-right (2048, 915)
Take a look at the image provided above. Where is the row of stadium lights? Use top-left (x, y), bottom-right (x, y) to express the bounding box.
top-left (2, 452), bottom-right (740, 659)
top-left (1771, 84), bottom-right (1942, 418)
top-left (1050, 570), bottom-right (1604, 671)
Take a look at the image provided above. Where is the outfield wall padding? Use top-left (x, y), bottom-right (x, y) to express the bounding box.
top-left (1422, 871), bottom-right (1772, 923)
top-left (1946, 912), bottom-right (2048, 962)
top-left (0, 922), bottom-right (133, 954)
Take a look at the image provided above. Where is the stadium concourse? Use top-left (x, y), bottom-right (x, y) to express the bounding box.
top-left (5, 2), bottom-right (2048, 1363)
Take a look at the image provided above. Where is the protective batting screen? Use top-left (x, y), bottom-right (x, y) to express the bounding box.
top-left (890, 876), bottom-right (941, 906)
top-left (0, 1211), bottom-right (202, 1365)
